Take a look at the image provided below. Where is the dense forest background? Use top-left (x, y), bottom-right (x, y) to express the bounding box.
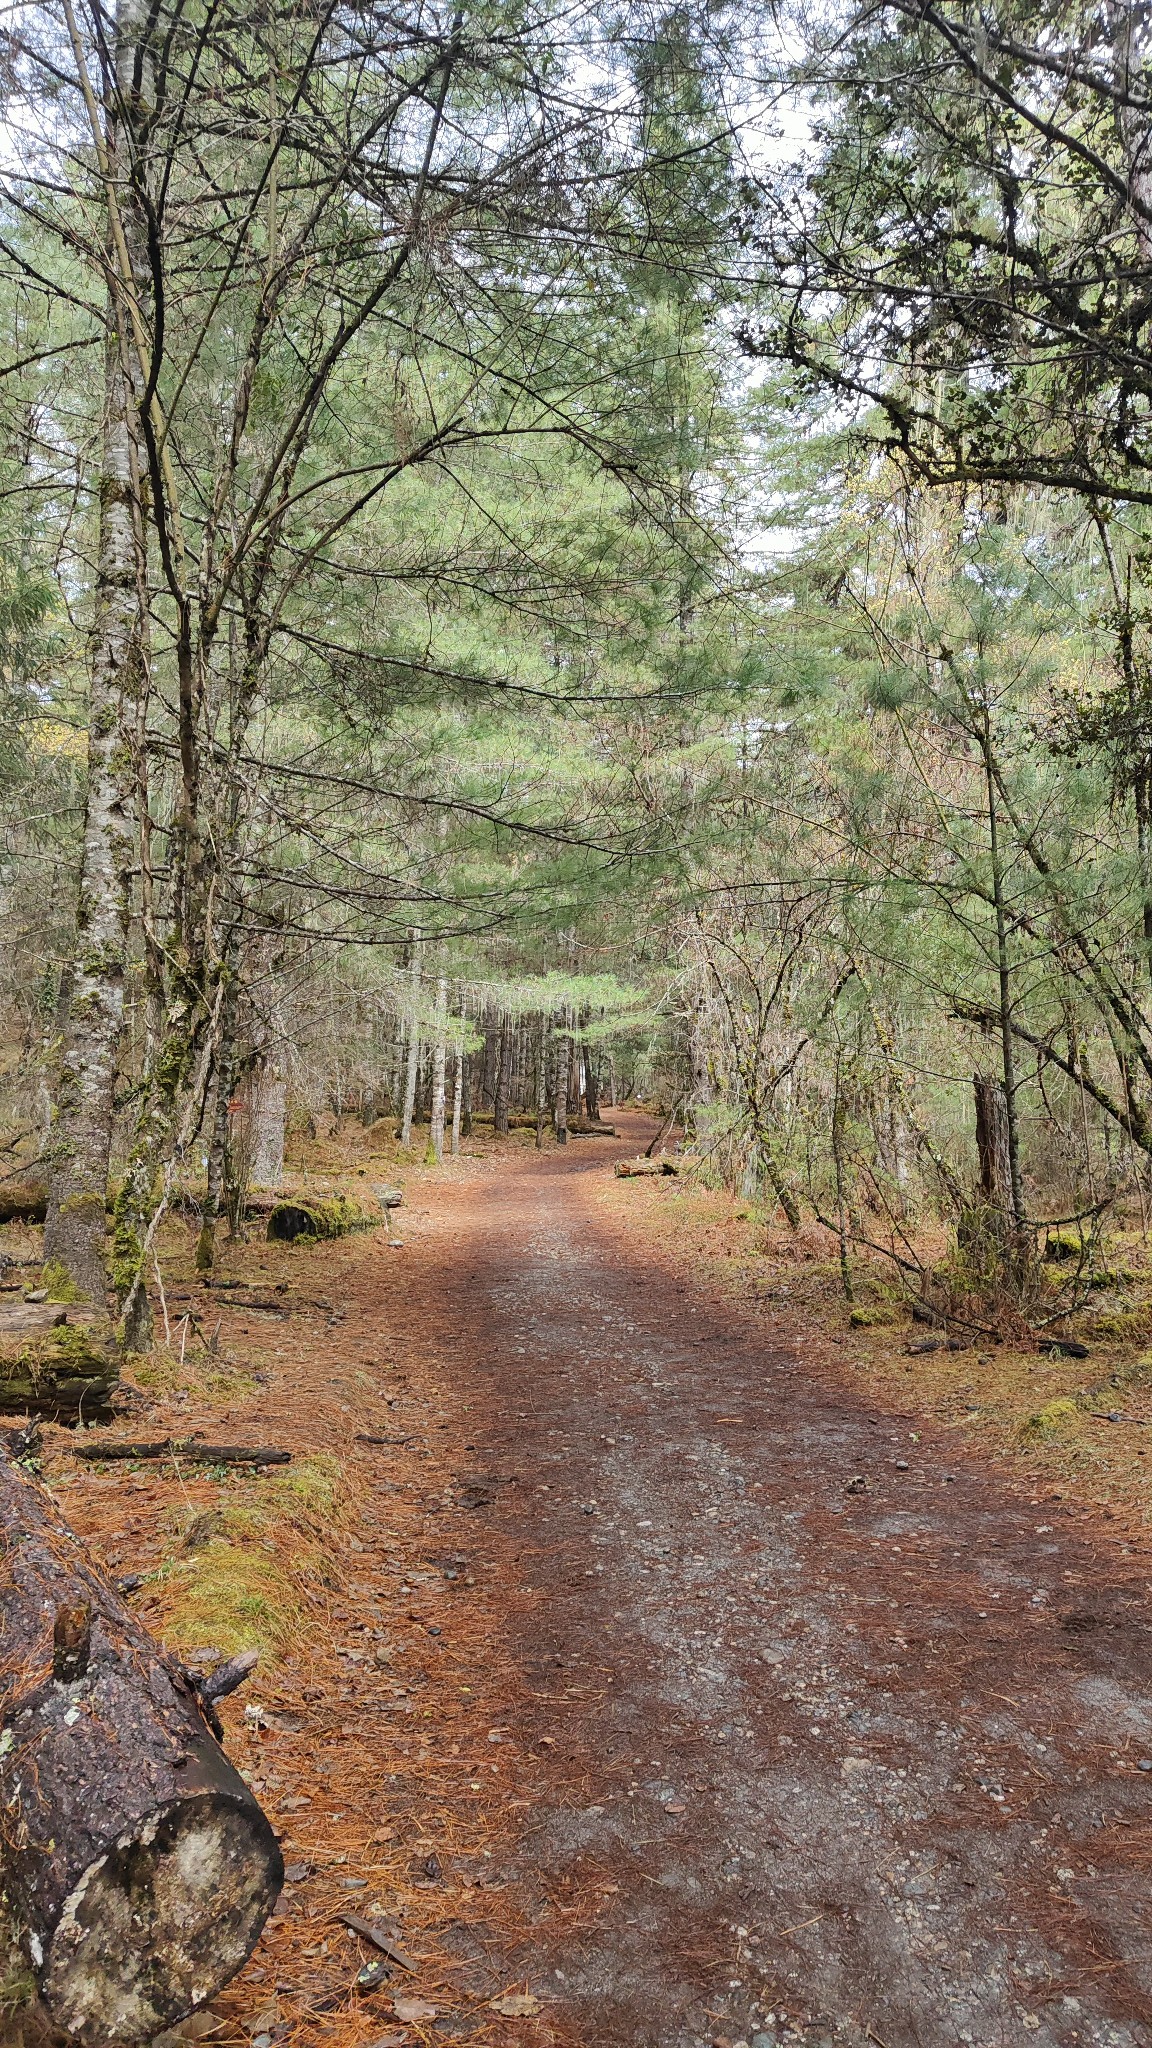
top-left (3, 0), bottom-right (1152, 1337)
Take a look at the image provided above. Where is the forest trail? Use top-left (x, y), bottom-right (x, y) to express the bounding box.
top-left (382, 1113), bottom-right (1152, 2048)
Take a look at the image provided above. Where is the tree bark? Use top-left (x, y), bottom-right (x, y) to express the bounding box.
top-left (481, 1012), bottom-right (499, 1109)
top-left (399, 932), bottom-right (421, 1149)
top-left (429, 976), bottom-right (447, 1162)
top-left (0, 1447), bottom-right (281, 2044)
top-left (569, 1035), bottom-right (583, 1121)
top-left (244, 1059), bottom-right (286, 1188)
top-left (43, 19), bottom-right (150, 1305)
top-left (535, 1016), bottom-right (548, 1148)
top-left (450, 1046), bottom-right (463, 1156)
top-left (553, 1016), bottom-right (570, 1143)
top-left (195, 960), bottom-right (240, 1274)
top-left (584, 1045), bottom-right (600, 1122)
top-left (494, 1016), bottom-right (513, 1136)
top-left (974, 1072), bottom-right (1013, 1216)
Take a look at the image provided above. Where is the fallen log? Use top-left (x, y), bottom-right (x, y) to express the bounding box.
top-left (570, 1122), bottom-right (617, 1137)
top-left (0, 1445), bottom-right (282, 2044)
top-left (0, 1305), bottom-right (118, 1419)
top-left (614, 1156), bottom-right (679, 1177)
top-left (266, 1193), bottom-right (373, 1243)
top-left (71, 1438), bottom-right (292, 1466)
top-left (0, 1178), bottom-right (48, 1224)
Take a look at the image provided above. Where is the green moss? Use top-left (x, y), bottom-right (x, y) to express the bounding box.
top-left (39, 1260), bottom-right (87, 1305)
top-left (159, 1455), bottom-right (347, 1665)
top-left (1018, 1396), bottom-right (1081, 1444)
top-left (266, 1194), bottom-right (372, 1243)
top-left (161, 1541), bottom-right (303, 1661)
top-left (0, 1956), bottom-right (36, 2017)
top-left (1092, 1306), bottom-right (1152, 1342)
top-left (0, 1318), bottom-right (118, 1413)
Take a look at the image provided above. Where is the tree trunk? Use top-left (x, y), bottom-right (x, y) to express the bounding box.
top-left (979, 716), bottom-right (1026, 1234)
top-left (245, 1060), bottom-right (286, 1188)
top-left (585, 1047), bottom-right (600, 1122)
top-left (399, 932), bottom-right (422, 1149)
top-left (195, 962), bottom-right (240, 1274)
top-left (535, 1016), bottom-right (548, 1148)
top-left (450, 1046), bottom-right (463, 1156)
top-left (43, 100), bottom-right (149, 1306)
top-left (554, 1018), bottom-right (570, 1144)
top-left (482, 1013), bottom-right (499, 1109)
top-left (428, 977), bottom-right (447, 1162)
top-left (461, 1052), bottom-right (472, 1137)
top-left (112, 997), bottom-right (212, 1351)
top-left (494, 1016), bottom-right (513, 1136)
top-left (0, 1446), bottom-right (281, 2045)
top-left (569, 1036), bottom-right (583, 1120)
top-left (974, 1072), bottom-right (1013, 1216)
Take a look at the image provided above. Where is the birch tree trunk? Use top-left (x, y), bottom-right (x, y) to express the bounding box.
top-left (43, 5), bottom-right (151, 1302)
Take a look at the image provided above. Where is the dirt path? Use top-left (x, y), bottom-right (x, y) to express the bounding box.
top-left (384, 1113), bottom-right (1152, 2048)
top-left (48, 1114), bottom-right (1152, 2048)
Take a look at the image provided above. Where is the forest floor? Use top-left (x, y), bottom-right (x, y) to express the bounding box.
top-left (17, 1113), bottom-right (1152, 2048)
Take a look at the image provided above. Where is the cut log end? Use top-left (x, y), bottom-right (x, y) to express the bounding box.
top-left (44, 1791), bottom-right (282, 2045)
top-left (1, 1449), bottom-right (282, 2044)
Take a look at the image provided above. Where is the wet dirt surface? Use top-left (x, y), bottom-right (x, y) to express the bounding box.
top-left (398, 1114), bottom-right (1152, 2048)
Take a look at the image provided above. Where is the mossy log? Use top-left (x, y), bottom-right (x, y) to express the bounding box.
top-left (0, 1445), bottom-right (282, 2044)
top-left (0, 1307), bottom-right (118, 1419)
top-left (266, 1193), bottom-right (373, 1243)
top-left (0, 1180), bottom-right (48, 1224)
top-left (614, 1156), bottom-right (679, 1177)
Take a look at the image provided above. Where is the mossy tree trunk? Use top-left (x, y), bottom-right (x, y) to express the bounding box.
top-left (43, 1), bottom-right (151, 1307)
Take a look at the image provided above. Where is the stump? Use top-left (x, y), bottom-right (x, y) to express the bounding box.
top-left (0, 1447), bottom-right (282, 2043)
top-left (0, 1305), bottom-right (118, 1419)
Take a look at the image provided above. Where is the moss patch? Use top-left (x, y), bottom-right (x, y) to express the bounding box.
top-left (1017, 1396), bottom-right (1083, 1445)
top-left (266, 1194), bottom-right (373, 1244)
top-left (157, 1455), bottom-right (348, 1666)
